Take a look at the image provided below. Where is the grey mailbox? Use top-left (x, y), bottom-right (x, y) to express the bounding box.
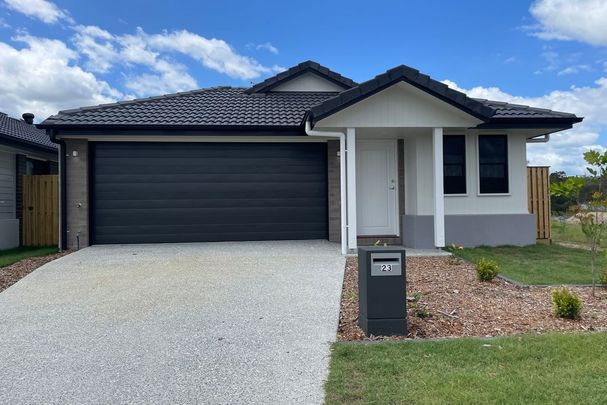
top-left (358, 246), bottom-right (407, 336)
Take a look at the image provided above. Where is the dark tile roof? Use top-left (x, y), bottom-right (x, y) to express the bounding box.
top-left (39, 87), bottom-right (337, 129)
top-left (475, 99), bottom-right (581, 120)
top-left (38, 61), bottom-right (582, 131)
top-left (0, 112), bottom-right (56, 151)
top-left (244, 60), bottom-right (357, 94)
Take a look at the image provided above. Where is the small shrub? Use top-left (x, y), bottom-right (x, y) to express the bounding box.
top-left (551, 288), bottom-right (583, 320)
top-left (476, 258), bottom-right (499, 281)
top-left (414, 308), bottom-right (430, 319)
top-left (600, 269), bottom-right (607, 286)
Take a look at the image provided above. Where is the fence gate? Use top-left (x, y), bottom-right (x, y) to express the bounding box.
top-left (22, 175), bottom-right (58, 246)
top-left (527, 166), bottom-right (551, 243)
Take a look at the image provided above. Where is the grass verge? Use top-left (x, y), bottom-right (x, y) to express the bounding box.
top-left (0, 246), bottom-right (59, 268)
top-left (326, 332), bottom-right (607, 404)
top-left (447, 244), bottom-right (605, 285)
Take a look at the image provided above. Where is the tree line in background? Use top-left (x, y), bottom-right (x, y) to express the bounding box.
top-left (550, 169), bottom-right (607, 214)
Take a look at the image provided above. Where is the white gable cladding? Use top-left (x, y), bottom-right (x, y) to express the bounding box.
top-left (316, 81), bottom-right (483, 128)
top-left (271, 72), bottom-right (346, 92)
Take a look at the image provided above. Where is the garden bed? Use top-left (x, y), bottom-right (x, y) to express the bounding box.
top-left (338, 256), bottom-right (607, 340)
top-left (0, 250), bottom-right (70, 293)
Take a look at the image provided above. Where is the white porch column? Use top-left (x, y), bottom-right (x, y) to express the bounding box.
top-left (432, 127), bottom-right (445, 248)
top-left (346, 127), bottom-right (357, 250)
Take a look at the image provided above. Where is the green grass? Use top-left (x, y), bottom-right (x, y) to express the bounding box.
top-left (0, 246), bottom-right (59, 268)
top-left (551, 218), bottom-right (607, 248)
top-left (326, 332), bottom-right (607, 404)
top-left (448, 244), bottom-right (604, 285)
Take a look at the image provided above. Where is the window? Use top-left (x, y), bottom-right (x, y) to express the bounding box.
top-left (478, 135), bottom-right (509, 194)
top-left (443, 135), bottom-right (466, 194)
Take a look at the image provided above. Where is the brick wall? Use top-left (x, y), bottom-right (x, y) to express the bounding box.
top-left (15, 154), bottom-right (27, 244)
top-left (327, 140), bottom-right (341, 242)
top-left (65, 139), bottom-right (89, 249)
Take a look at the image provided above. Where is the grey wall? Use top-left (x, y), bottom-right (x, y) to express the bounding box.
top-left (403, 214), bottom-right (536, 249)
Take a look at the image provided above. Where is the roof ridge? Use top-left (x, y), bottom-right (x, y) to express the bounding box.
top-left (245, 60), bottom-right (358, 94)
top-left (49, 86), bottom-right (246, 118)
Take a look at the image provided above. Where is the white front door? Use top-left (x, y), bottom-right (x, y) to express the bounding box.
top-left (356, 140), bottom-right (399, 236)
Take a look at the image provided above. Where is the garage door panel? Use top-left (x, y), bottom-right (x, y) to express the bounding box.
top-left (95, 206), bottom-right (328, 226)
top-left (92, 142), bottom-right (328, 244)
top-left (94, 230), bottom-right (327, 245)
top-left (95, 197), bottom-right (327, 210)
top-left (94, 143), bottom-right (323, 158)
top-left (94, 180), bottom-right (327, 194)
top-left (95, 163), bottom-right (324, 176)
top-left (94, 184), bottom-right (326, 201)
top-left (94, 172), bottom-right (326, 184)
top-left (95, 221), bottom-right (327, 236)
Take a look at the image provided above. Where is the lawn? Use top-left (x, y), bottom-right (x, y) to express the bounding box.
top-left (447, 244), bottom-right (605, 285)
top-left (0, 246), bottom-right (59, 268)
top-left (326, 332), bottom-right (607, 404)
top-left (551, 218), bottom-right (607, 248)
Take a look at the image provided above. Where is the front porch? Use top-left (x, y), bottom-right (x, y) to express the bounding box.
top-left (323, 127), bottom-right (453, 254)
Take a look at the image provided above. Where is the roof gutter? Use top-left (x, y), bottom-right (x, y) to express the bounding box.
top-left (48, 129), bottom-right (67, 251)
top-left (305, 119), bottom-right (348, 255)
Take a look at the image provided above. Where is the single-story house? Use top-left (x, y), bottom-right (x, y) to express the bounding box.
top-left (38, 61), bottom-right (582, 254)
top-left (0, 112), bottom-right (58, 249)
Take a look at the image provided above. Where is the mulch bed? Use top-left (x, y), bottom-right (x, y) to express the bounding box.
top-left (0, 251), bottom-right (71, 293)
top-left (339, 256), bottom-right (607, 340)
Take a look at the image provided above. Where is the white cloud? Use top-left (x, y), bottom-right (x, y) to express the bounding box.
top-left (143, 29), bottom-right (280, 80)
top-left (530, 0), bottom-right (607, 46)
top-left (3, 0), bottom-right (72, 24)
top-left (255, 42), bottom-right (279, 54)
top-left (557, 64), bottom-right (592, 75)
top-left (443, 78), bottom-right (607, 174)
top-left (70, 25), bottom-right (281, 95)
top-left (72, 25), bottom-right (117, 73)
top-left (0, 34), bottom-right (121, 120)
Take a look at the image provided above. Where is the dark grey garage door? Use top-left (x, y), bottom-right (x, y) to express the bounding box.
top-left (92, 142), bottom-right (328, 244)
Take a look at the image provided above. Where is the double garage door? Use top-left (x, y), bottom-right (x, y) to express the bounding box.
top-left (91, 142), bottom-right (328, 244)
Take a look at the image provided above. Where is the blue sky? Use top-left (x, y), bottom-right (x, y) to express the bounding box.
top-left (1, 0), bottom-right (606, 173)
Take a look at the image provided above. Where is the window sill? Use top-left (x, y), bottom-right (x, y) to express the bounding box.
top-left (477, 193), bottom-right (511, 197)
top-left (445, 193), bottom-right (468, 197)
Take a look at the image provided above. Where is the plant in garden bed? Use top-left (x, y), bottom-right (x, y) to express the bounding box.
top-left (552, 288), bottom-right (583, 320)
top-left (476, 258), bottom-right (499, 281)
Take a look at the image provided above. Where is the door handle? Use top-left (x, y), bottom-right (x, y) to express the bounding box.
top-left (389, 186), bottom-right (395, 190)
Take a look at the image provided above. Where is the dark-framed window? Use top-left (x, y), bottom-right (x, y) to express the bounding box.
top-left (478, 135), bottom-right (509, 194)
top-left (443, 135), bottom-right (466, 194)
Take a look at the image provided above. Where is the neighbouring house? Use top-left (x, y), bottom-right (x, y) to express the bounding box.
top-left (0, 112), bottom-right (58, 249)
top-left (38, 61), bottom-right (582, 253)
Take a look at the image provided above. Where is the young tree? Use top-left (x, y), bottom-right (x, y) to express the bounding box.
top-left (550, 176), bottom-right (585, 212)
top-left (581, 150), bottom-right (607, 296)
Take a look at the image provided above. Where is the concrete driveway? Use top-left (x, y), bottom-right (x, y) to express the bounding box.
top-left (0, 241), bottom-right (345, 404)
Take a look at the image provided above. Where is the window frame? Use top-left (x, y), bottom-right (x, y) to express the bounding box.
top-left (477, 134), bottom-right (510, 195)
top-left (443, 134), bottom-right (467, 196)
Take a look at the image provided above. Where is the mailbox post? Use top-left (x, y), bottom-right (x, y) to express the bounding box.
top-left (358, 246), bottom-right (407, 336)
